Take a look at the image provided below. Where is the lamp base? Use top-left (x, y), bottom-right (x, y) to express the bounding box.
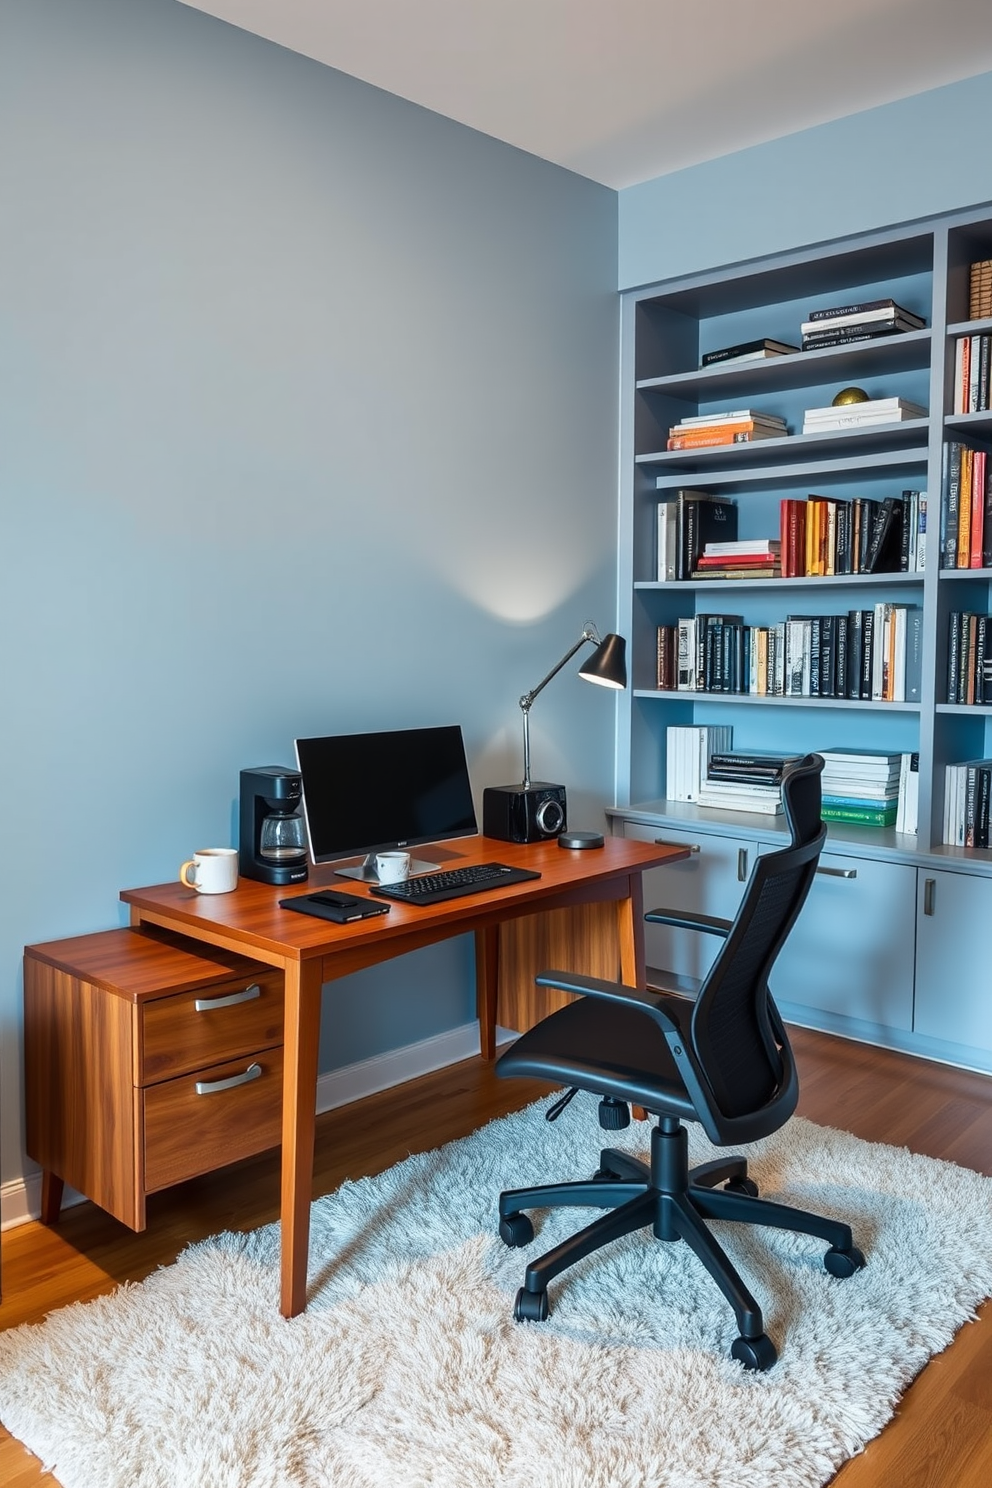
top-left (558, 830), bottom-right (605, 849)
top-left (483, 783), bottom-right (567, 844)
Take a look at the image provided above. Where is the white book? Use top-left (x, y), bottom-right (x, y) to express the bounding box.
top-left (803, 398), bottom-right (927, 420)
top-left (677, 618), bottom-right (696, 691)
top-left (916, 491), bottom-right (927, 573)
top-left (801, 305), bottom-right (925, 332)
top-left (696, 788), bottom-right (783, 815)
top-left (657, 501), bottom-right (677, 581)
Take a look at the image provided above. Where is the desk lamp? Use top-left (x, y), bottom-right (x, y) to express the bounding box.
top-left (483, 623), bottom-right (627, 844)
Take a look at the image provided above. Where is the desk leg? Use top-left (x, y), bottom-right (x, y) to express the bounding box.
top-left (280, 958), bottom-right (323, 1318)
top-left (617, 872), bottom-right (646, 988)
top-left (476, 926), bottom-right (499, 1061)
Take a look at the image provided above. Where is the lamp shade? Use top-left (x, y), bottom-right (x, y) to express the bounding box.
top-left (578, 632), bottom-right (627, 690)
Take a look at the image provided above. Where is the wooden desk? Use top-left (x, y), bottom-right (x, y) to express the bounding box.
top-left (121, 833), bottom-right (688, 1317)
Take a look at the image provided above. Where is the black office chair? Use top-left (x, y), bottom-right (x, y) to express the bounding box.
top-left (495, 753), bottom-right (864, 1371)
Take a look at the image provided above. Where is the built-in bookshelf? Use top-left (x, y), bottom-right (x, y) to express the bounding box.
top-left (614, 203), bottom-right (992, 872)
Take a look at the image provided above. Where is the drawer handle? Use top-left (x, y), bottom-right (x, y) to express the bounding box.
top-left (195, 1062), bottom-right (262, 1096)
top-left (924, 877), bottom-right (936, 916)
top-left (654, 839), bottom-right (701, 853)
top-left (815, 866), bottom-right (857, 879)
top-left (194, 983), bottom-right (262, 1013)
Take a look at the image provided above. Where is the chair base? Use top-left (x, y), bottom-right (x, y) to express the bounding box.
top-left (498, 1116), bottom-right (864, 1370)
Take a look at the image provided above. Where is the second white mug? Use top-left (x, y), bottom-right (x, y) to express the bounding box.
top-left (375, 851), bottom-right (411, 885)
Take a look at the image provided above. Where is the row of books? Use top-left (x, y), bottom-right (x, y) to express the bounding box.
top-left (656, 489), bottom-right (926, 583)
top-left (780, 490), bottom-right (925, 578)
top-left (697, 300), bottom-right (927, 368)
top-left (940, 442), bottom-right (992, 569)
top-left (946, 611), bottom-right (992, 705)
top-left (943, 758), bottom-right (992, 847)
top-left (664, 725), bottom-right (733, 803)
top-left (666, 409), bottom-right (787, 451)
top-left (656, 605), bottom-right (923, 702)
top-left (799, 300), bottom-right (925, 352)
top-left (801, 396), bottom-right (926, 435)
top-left (952, 334), bottom-right (992, 414)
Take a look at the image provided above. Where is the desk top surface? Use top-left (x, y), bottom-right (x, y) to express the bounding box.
top-left (121, 834), bottom-right (687, 967)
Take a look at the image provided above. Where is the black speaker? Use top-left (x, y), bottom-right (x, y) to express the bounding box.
top-left (483, 782), bottom-right (567, 844)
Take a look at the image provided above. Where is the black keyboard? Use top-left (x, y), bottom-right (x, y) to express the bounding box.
top-left (370, 862), bottom-right (541, 906)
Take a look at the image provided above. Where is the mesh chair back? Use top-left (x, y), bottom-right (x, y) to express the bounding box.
top-left (688, 755), bottom-right (825, 1127)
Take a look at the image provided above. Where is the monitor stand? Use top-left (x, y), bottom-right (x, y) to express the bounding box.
top-left (335, 852), bottom-right (441, 884)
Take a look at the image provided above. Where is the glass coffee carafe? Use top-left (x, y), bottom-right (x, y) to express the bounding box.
top-left (259, 808), bottom-right (307, 865)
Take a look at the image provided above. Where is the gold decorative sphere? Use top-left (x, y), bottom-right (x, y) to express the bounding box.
top-left (832, 386), bottom-right (870, 406)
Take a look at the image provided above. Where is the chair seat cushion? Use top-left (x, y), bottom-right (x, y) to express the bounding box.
top-left (496, 992), bottom-right (699, 1122)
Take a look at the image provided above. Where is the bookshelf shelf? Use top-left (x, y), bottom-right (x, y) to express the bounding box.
top-left (634, 689), bottom-right (920, 713)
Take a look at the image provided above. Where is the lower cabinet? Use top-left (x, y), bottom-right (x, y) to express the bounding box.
top-left (761, 848), bottom-right (917, 1032)
top-left (620, 821), bottom-right (754, 984)
top-left (914, 868), bottom-right (992, 1055)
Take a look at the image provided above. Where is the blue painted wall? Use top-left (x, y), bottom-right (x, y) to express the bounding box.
top-left (0, 0), bottom-right (618, 1197)
top-left (619, 69), bottom-right (992, 290)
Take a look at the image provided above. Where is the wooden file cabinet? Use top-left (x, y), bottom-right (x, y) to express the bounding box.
top-left (23, 926), bottom-right (285, 1230)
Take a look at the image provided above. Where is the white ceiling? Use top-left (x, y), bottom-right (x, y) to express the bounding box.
top-left (179, 0), bottom-right (992, 189)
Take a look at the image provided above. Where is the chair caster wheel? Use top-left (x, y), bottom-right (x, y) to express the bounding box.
top-left (499, 1212), bottom-right (534, 1248)
top-left (731, 1333), bottom-right (777, 1371)
top-left (724, 1176), bottom-right (759, 1197)
top-left (824, 1244), bottom-right (866, 1278)
top-left (514, 1287), bottom-right (549, 1322)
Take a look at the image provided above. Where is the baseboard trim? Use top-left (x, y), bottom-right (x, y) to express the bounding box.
top-left (1, 1022), bottom-right (517, 1231)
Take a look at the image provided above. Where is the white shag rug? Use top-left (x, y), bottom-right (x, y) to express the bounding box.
top-left (2, 1097), bottom-right (992, 1488)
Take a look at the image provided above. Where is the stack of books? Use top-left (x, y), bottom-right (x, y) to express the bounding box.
top-left (697, 749), bottom-right (802, 816)
top-left (665, 725), bottom-right (733, 802)
top-left (666, 409), bottom-right (788, 450)
top-left (970, 259), bottom-right (992, 321)
top-left (943, 757), bottom-right (992, 846)
top-left (800, 299), bottom-right (926, 351)
top-left (939, 442), bottom-right (992, 569)
top-left (802, 397), bottom-right (927, 435)
top-left (693, 538), bottom-right (781, 579)
top-left (819, 749), bottom-right (902, 828)
top-left (700, 338), bottom-right (799, 368)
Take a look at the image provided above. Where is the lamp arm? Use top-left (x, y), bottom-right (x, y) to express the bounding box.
top-left (518, 624), bottom-right (600, 789)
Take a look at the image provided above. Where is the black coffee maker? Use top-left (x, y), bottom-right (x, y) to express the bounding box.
top-left (239, 766), bottom-right (309, 885)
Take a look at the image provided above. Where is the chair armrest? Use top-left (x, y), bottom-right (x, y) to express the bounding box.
top-left (644, 908), bottom-right (732, 937)
top-left (534, 970), bottom-right (683, 1037)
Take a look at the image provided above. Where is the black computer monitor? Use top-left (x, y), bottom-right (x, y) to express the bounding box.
top-left (294, 724), bottom-right (479, 881)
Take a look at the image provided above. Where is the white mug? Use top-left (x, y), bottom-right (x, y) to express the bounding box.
top-left (179, 847), bottom-right (239, 894)
top-left (375, 851), bottom-right (411, 885)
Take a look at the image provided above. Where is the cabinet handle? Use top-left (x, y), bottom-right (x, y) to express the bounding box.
top-left (924, 878), bottom-right (936, 916)
top-left (654, 839), bottom-right (701, 853)
top-left (194, 983), bottom-right (262, 1013)
top-left (737, 848), bottom-right (748, 882)
top-left (195, 1062), bottom-right (263, 1096)
top-left (815, 866), bottom-right (857, 879)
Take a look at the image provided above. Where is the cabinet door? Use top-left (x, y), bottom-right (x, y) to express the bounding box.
top-left (914, 869), bottom-right (992, 1053)
top-left (620, 822), bottom-right (752, 983)
top-left (763, 848), bottom-right (916, 1030)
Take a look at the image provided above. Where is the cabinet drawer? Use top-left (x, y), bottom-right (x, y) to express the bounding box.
top-left (143, 1046), bottom-right (283, 1192)
top-left (139, 972), bottom-right (284, 1083)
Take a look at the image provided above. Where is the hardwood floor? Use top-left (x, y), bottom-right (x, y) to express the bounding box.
top-left (2, 1024), bottom-right (991, 1485)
